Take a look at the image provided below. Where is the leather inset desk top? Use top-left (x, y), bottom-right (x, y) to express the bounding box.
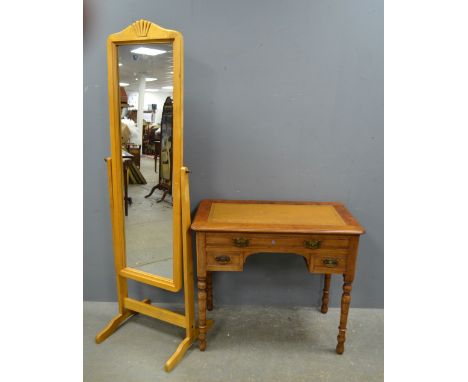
top-left (191, 200), bottom-right (365, 235)
top-left (209, 203), bottom-right (345, 226)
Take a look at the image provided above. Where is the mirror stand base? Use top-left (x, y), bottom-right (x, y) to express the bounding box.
top-left (95, 298), bottom-right (151, 344)
top-left (96, 296), bottom-right (214, 372)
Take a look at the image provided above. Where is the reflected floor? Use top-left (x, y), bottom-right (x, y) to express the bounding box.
top-left (125, 156), bottom-right (173, 279)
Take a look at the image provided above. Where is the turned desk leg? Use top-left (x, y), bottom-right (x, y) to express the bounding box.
top-left (207, 272), bottom-right (213, 311)
top-left (198, 276), bottom-right (207, 351)
top-left (321, 274), bottom-right (331, 314)
top-left (336, 275), bottom-right (353, 354)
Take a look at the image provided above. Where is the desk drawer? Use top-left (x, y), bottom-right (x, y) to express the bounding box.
top-left (205, 233), bottom-right (349, 251)
top-left (310, 253), bottom-right (347, 273)
top-left (207, 251), bottom-right (243, 271)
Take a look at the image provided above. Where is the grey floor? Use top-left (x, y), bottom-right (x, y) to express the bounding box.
top-left (84, 302), bottom-right (383, 382)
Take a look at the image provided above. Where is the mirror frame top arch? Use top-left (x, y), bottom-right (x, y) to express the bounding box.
top-left (107, 20), bottom-right (184, 292)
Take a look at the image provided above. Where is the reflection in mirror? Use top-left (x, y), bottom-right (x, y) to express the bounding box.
top-left (118, 43), bottom-right (174, 279)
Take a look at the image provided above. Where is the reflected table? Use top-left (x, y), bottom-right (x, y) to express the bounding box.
top-left (122, 149), bottom-right (133, 216)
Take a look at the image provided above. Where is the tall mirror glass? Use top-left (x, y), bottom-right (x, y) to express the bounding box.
top-left (118, 43), bottom-right (174, 279)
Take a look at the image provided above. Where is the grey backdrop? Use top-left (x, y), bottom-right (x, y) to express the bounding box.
top-left (84, 0), bottom-right (383, 308)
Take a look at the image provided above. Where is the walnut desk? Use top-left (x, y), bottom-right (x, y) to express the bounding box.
top-left (191, 200), bottom-right (365, 354)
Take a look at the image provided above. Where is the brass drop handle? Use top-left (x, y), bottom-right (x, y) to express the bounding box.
top-left (233, 238), bottom-right (250, 247)
top-left (322, 258), bottom-right (339, 268)
top-left (215, 255), bottom-right (231, 264)
top-left (304, 240), bottom-right (321, 249)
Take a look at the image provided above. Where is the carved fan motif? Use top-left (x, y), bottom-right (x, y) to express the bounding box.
top-left (132, 20), bottom-right (152, 37)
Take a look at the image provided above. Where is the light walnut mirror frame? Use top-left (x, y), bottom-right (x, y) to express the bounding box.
top-left (95, 20), bottom-right (208, 372)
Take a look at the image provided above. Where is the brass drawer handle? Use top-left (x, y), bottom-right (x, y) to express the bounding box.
top-left (322, 258), bottom-right (339, 268)
top-left (233, 238), bottom-right (249, 247)
top-left (304, 240), bottom-right (321, 249)
top-left (215, 255), bottom-right (231, 264)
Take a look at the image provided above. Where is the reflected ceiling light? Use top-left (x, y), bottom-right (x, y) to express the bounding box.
top-left (119, 82), bottom-right (129, 87)
top-left (170, 71), bottom-right (174, 74)
top-left (145, 77), bottom-right (157, 82)
top-left (131, 47), bottom-right (166, 56)
top-left (162, 86), bottom-right (173, 90)
top-left (146, 89), bottom-right (159, 92)
top-left (118, 63), bottom-right (123, 66)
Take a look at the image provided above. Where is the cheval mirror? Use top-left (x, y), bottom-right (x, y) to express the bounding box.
top-left (95, 20), bottom-right (207, 372)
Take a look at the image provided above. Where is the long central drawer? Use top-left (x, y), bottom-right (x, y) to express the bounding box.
top-left (205, 233), bottom-right (350, 251)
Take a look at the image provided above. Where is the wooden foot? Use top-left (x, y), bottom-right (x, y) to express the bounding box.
top-left (198, 277), bottom-right (207, 351)
top-left (336, 278), bottom-right (352, 354)
top-left (321, 274), bottom-right (331, 314)
top-left (164, 319), bottom-right (214, 372)
top-left (207, 272), bottom-right (213, 311)
top-left (95, 298), bottom-right (151, 344)
top-left (164, 335), bottom-right (195, 372)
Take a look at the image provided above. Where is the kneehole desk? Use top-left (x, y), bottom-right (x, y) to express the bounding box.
top-left (191, 200), bottom-right (365, 354)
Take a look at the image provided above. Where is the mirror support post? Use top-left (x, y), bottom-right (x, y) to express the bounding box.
top-left (163, 167), bottom-right (196, 371)
top-left (163, 167), bottom-right (214, 372)
top-left (105, 157), bottom-right (128, 314)
top-left (96, 157), bottom-right (145, 344)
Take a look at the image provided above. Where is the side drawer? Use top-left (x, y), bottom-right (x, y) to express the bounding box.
top-left (206, 251), bottom-right (243, 271)
top-left (310, 253), bottom-right (347, 274)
